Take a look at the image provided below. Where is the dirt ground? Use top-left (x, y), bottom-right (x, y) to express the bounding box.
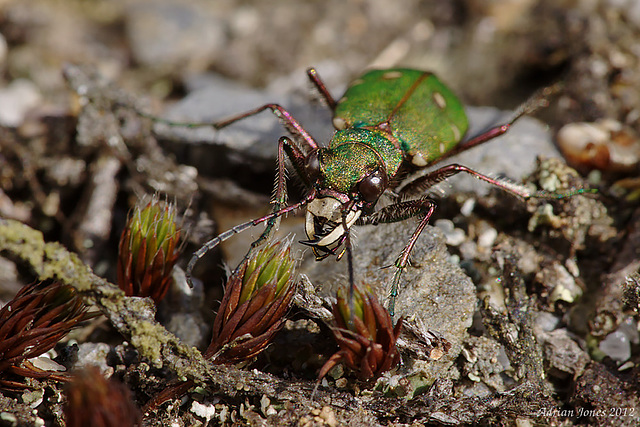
top-left (1, 0), bottom-right (640, 426)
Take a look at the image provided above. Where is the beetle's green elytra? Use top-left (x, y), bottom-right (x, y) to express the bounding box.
top-left (334, 69), bottom-right (469, 165)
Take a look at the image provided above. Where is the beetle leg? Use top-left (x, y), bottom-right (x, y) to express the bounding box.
top-left (211, 104), bottom-right (318, 151)
top-left (338, 207), bottom-right (358, 318)
top-left (399, 163), bottom-right (535, 200)
top-left (254, 136), bottom-right (307, 248)
top-left (143, 103), bottom-right (319, 152)
top-left (306, 67), bottom-right (337, 111)
top-left (359, 197), bottom-right (437, 317)
top-left (400, 162), bottom-right (588, 200)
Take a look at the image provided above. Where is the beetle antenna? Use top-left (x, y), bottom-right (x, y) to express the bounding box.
top-left (489, 174), bottom-right (597, 200)
top-left (346, 237), bottom-right (357, 324)
top-left (340, 212), bottom-right (358, 325)
top-left (186, 193), bottom-right (315, 288)
top-left (532, 187), bottom-right (597, 199)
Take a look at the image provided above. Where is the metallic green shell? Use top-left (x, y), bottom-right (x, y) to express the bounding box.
top-left (334, 68), bottom-right (469, 165)
top-left (321, 128), bottom-right (402, 194)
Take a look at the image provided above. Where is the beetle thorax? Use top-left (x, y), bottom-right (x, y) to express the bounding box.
top-left (320, 128), bottom-right (402, 194)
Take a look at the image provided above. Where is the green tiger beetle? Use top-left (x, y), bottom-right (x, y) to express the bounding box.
top-left (183, 67), bottom-right (580, 317)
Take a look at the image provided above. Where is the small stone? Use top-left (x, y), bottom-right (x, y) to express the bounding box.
top-left (191, 400), bottom-right (215, 423)
top-left (557, 120), bottom-right (640, 172)
top-left (21, 389), bottom-right (44, 408)
top-left (0, 413), bottom-right (17, 424)
top-left (0, 79), bottom-right (42, 127)
top-left (28, 355), bottom-right (65, 372)
top-left (327, 363), bottom-right (344, 380)
top-left (460, 198), bottom-right (476, 216)
top-left (73, 342), bottom-right (113, 376)
top-left (542, 329), bottom-right (589, 379)
top-left (459, 241), bottom-right (478, 261)
top-left (334, 378), bottom-right (348, 389)
top-left (467, 372), bottom-right (481, 382)
top-left (617, 317), bottom-right (639, 344)
top-left (477, 226), bottom-right (498, 248)
top-left (265, 406), bottom-right (277, 416)
top-left (318, 406), bottom-right (338, 427)
top-left (535, 311), bottom-right (561, 333)
top-left (618, 361), bottom-right (634, 371)
top-left (304, 222), bottom-right (476, 386)
top-left (599, 331), bottom-right (631, 362)
top-left (435, 219), bottom-right (466, 246)
top-left (537, 262), bottom-right (582, 304)
top-left (515, 418), bottom-right (534, 427)
top-left (431, 412), bottom-right (460, 424)
top-left (260, 395), bottom-right (270, 415)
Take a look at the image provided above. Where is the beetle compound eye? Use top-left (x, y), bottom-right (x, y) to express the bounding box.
top-left (359, 170), bottom-right (387, 202)
top-left (305, 150), bottom-right (321, 182)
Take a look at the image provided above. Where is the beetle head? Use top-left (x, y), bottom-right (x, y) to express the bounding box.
top-left (302, 151), bottom-right (388, 260)
top-left (301, 146), bottom-right (388, 260)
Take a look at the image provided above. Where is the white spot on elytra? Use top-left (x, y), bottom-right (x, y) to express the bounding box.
top-left (451, 124), bottom-right (461, 141)
top-left (382, 71), bottom-right (403, 80)
top-left (439, 142), bottom-right (446, 154)
top-left (411, 152), bottom-right (428, 166)
top-left (433, 92), bottom-right (447, 109)
top-left (333, 117), bottom-right (347, 130)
